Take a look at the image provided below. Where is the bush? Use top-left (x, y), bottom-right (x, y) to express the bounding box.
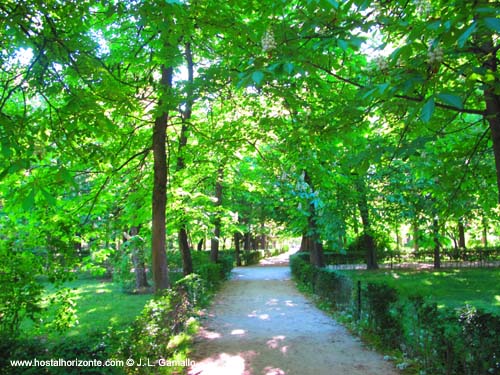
top-left (241, 251), bottom-right (261, 266)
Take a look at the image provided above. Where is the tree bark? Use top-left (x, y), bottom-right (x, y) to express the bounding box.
top-left (151, 64), bottom-right (172, 292)
top-left (355, 176), bottom-right (378, 270)
top-left (197, 238), bottom-right (204, 251)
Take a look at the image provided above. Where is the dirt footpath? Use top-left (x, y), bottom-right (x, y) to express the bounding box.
top-left (189, 254), bottom-right (399, 375)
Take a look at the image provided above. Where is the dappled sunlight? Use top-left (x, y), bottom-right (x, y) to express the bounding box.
top-left (266, 335), bottom-right (286, 349)
top-left (266, 298), bottom-right (279, 306)
top-left (495, 295), bottom-right (500, 305)
top-left (284, 300), bottom-right (296, 307)
top-left (247, 311), bottom-right (271, 320)
top-left (264, 366), bottom-right (286, 375)
top-left (199, 328), bottom-right (222, 340)
top-left (189, 352), bottom-right (254, 375)
top-left (231, 329), bottom-right (246, 335)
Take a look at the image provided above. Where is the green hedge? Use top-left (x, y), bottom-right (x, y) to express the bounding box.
top-left (2, 255), bottom-right (234, 375)
top-left (290, 254), bottom-right (500, 375)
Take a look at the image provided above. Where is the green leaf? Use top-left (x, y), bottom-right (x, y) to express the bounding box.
top-left (457, 22), bottom-right (476, 48)
top-left (328, 0), bottom-right (339, 9)
top-left (41, 188), bottom-right (57, 206)
top-left (284, 62), bottom-right (294, 74)
top-left (338, 39), bottom-right (348, 51)
top-left (421, 98), bottom-right (435, 123)
top-left (252, 71), bottom-right (264, 85)
top-left (23, 190), bottom-right (36, 211)
top-left (484, 18), bottom-right (500, 33)
top-left (436, 93), bottom-right (463, 109)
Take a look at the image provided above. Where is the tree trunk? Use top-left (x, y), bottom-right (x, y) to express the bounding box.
top-left (178, 227), bottom-right (193, 275)
top-left (175, 42), bottom-right (195, 275)
top-left (412, 220), bottom-right (419, 253)
top-left (210, 166), bottom-right (224, 263)
top-left (151, 64), bottom-right (172, 292)
top-left (303, 171), bottom-right (325, 267)
top-left (355, 176), bottom-right (378, 270)
top-left (197, 238), bottom-right (204, 251)
top-left (482, 216), bottom-right (489, 248)
top-left (234, 232), bottom-right (242, 266)
top-left (129, 227), bottom-right (149, 289)
top-left (458, 219), bottom-right (466, 249)
top-left (433, 217), bottom-right (441, 269)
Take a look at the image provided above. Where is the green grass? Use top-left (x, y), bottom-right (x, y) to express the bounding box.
top-left (22, 277), bottom-right (152, 340)
top-left (341, 268), bottom-right (500, 314)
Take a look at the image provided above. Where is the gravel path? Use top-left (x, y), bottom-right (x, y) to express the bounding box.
top-left (189, 253), bottom-right (399, 375)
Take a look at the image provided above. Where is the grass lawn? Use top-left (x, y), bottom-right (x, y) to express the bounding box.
top-left (341, 268), bottom-right (500, 314)
top-left (22, 277), bottom-right (152, 340)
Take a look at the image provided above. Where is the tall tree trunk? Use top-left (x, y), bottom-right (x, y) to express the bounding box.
top-left (303, 171), bottom-right (325, 267)
top-left (210, 166), bottom-right (224, 263)
top-left (234, 232), bottom-right (242, 266)
top-left (175, 42), bottom-right (194, 275)
top-left (433, 217), bottom-right (441, 269)
top-left (151, 64), bottom-right (172, 292)
top-left (458, 219), bottom-right (466, 249)
top-left (355, 176), bottom-right (378, 270)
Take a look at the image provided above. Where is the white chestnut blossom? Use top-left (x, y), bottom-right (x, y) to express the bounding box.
top-left (261, 28), bottom-right (277, 52)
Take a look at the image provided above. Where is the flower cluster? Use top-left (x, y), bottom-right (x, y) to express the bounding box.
top-left (261, 28), bottom-right (277, 52)
top-left (427, 45), bottom-right (444, 65)
top-left (374, 56), bottom-right (388, 73)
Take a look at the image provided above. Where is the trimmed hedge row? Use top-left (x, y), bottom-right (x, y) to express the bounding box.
top-left (290, 253), bottom-right (500, 375)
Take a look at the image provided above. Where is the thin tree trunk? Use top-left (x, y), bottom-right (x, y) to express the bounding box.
top-left (129, 226), bottom-right (149, 289)
top-left (303, 171), bottom-right (325, 267)
top-left (210, 166), bottom-right (224, 263)
top-left (151, 64), bottom-right (172, 292)
top-left (433, 217), bottom-right (441, 269)
top-left (355, 176), bottom-right (378, 270)
top-left (234, 232), bottom-right (242, 266)
top-left (412, 220), bottom-right (419, 253)
top-left (174, 42), bottom-right (195, 275)
top-left (482, 216), bottom-right (489, 248)
top-left (458, 220), bottom-right (466, 249)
